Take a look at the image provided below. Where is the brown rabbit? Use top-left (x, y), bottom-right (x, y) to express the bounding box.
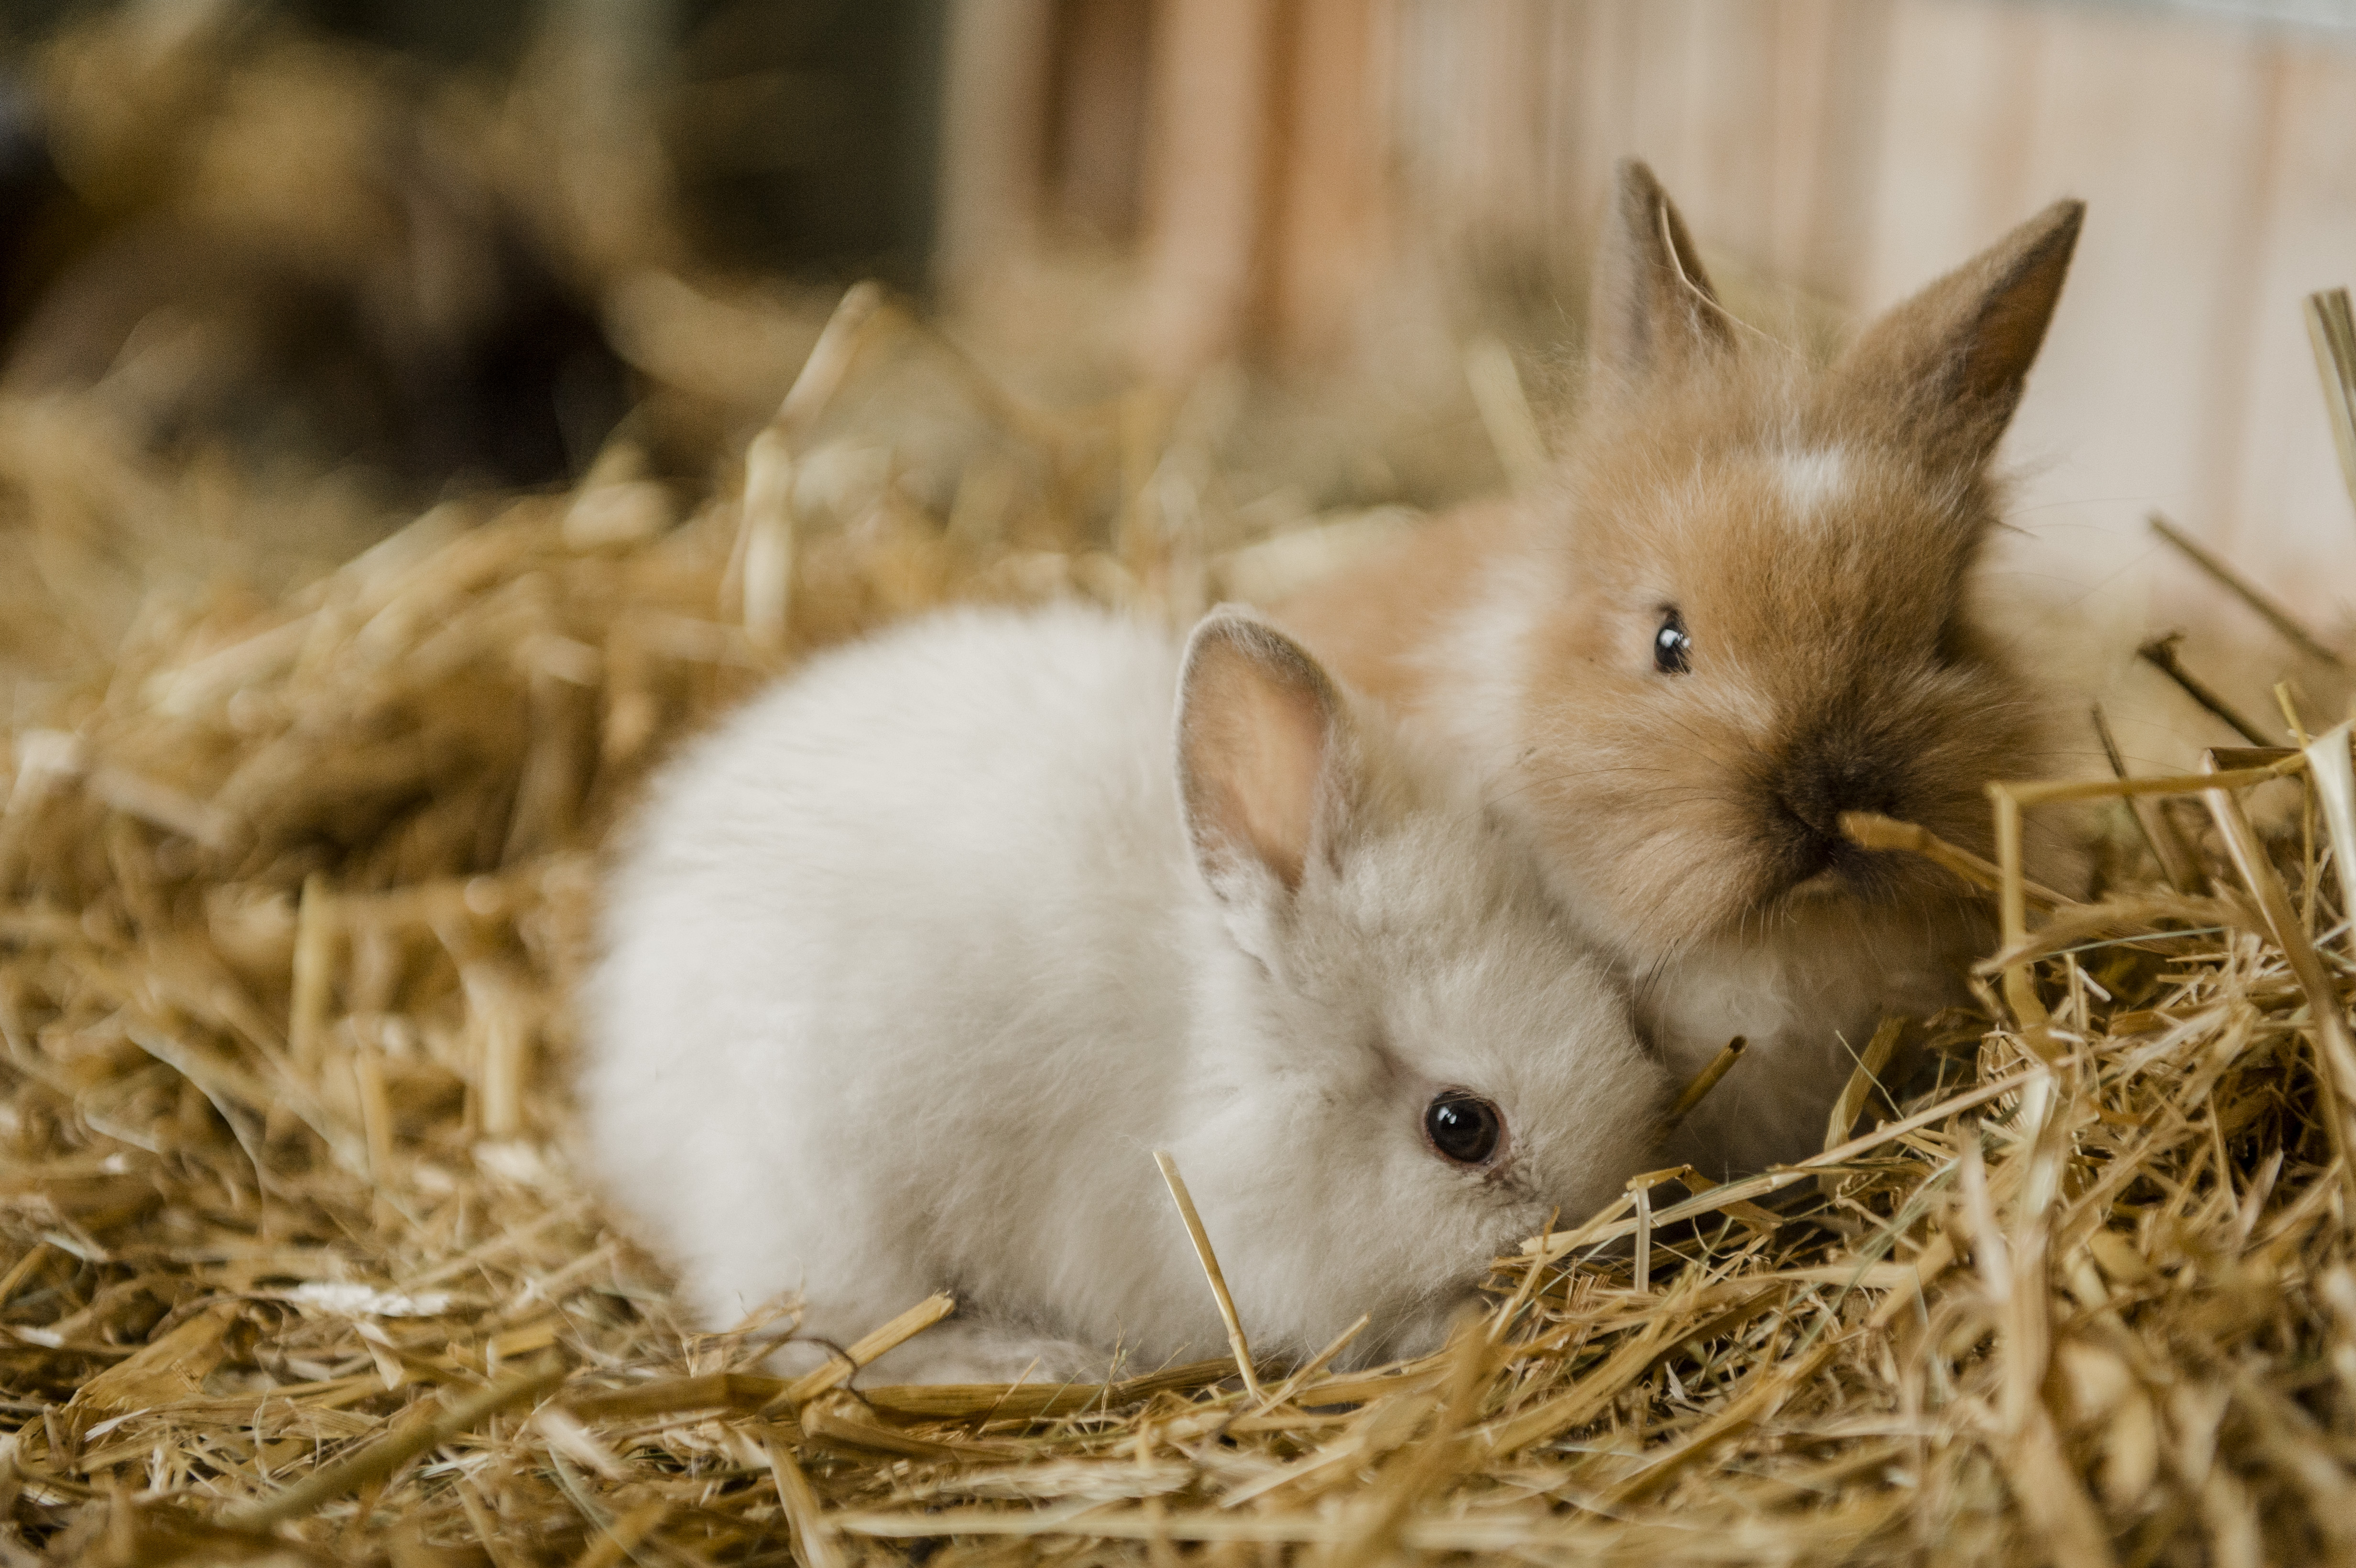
top-left (1278, 160), bottom-right (2084, 1176)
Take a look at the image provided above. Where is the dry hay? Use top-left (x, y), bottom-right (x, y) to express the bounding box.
top-left (6, 208), bottom-right (2356, 1568)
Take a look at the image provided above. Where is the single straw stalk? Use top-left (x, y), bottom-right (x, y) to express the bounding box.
top-left (1989, 784), bottom-right (2047, 1029)
top-left (288, 872), bottom-right (335, 1076)
top-left (1154, 1151), bottom-right (1265, 1401)
top-left (761, 1428), bottom-right (847, 1568)
top-left (2148, 512), bottom-right (2342, 667)
top-left (1252, 1313), bottom-right (1371, 1414)
top-left (772, 1291), bottom-right (957, 1410)
top-left (2093, 701), bottom-right (2203, 894)
top-left (1662, 1035), bottom-right (1747, 1133)
top-left (1823, 1018), bottom-right (1906, 1154)
top-left (1463, 336), bottom-right (1549, 492)
top-left (1842, 811), bottom-right (2072, 909)
top-left (2138, 632), bottom-right (2275, 746)
top-left (2307, 287), bottom-right (2356, 520)
top-left (2305, 721), bottom-right (2356, 964)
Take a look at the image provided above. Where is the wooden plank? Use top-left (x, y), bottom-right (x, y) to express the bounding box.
top-left (1044, 0), bottom-right (1155, 243)
top-left (934, 0), bottom-right (1058, 302)
top-left (1997, 7), bottom-right (2276, 633)
top-left (2186, 44), bottom-right (2287, 552)
top-left (1266, 0), bottom-right (1394, 363)
top-left (1626, 0), bottom-right (1706, 211)
top-left (1765, 0), bottom-right (1841, 294)
top-left (1525, 0), bottom-right (1643, 277)
top-left (1535, 0), bottom-right (1596, 255)
top-left (1858, 0), bottom-right (2049, 312)
top-left (2224, 43), bottom-right (2356, 624)
top-left (1767, 0), bottom-right (1894, 312)
top-left (1136, 0), bottom-right (1284, 381)
top-left (1684, 0), bottom-right (1779, 269)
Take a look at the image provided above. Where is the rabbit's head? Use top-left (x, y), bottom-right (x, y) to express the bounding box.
top-left (1168, 610), bottom-right (1670, 1362)
top-left (1485, 161), bottom-right (2083, 965)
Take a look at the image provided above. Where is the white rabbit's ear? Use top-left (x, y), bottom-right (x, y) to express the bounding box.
top-left (1588, 159), bottom-right (1738, 397)
top-left (1830, 197), bottom-right (2083, 476)
top-left (1177, 610), bottom-right (1354, 903)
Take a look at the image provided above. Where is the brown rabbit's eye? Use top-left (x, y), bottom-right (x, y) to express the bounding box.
top-left (1653, 611), bottom-right (1691, 675)
top-left (1424, 1092), bottom-right (1503, 1165)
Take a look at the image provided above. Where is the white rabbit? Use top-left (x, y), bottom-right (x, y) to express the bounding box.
top-left (583, 604), bottom-right (1668, 1384)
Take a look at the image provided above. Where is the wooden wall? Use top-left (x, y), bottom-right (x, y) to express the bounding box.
top-left (938, 0), bottom-right (2356, 636)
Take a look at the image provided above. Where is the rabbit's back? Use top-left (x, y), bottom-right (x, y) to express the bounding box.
top-left (585, 606), bottom-right (1204, 1328)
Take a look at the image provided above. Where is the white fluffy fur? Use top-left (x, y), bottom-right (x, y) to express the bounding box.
top-left (584, 605), bottom-right (1667, 1383)
top-left (1636, 905), bottom-right (1983, 1174)
top-left (1774, 446), bottom-right (1849, 521)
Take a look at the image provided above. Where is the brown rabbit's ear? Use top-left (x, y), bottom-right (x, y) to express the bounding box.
top-left (1588, 159), bottom-right (1739, 396)
top-left (1832, 198), bottom-right (2084, 475)
top-left (1177, 609), bottom-right (1356, 904)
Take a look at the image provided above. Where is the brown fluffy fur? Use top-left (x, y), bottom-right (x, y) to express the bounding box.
top-left (1279, 162), bottom-right (2084, 1174)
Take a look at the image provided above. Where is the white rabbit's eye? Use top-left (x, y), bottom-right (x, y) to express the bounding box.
top-left (1424, 1092), bottom-right (1503, 1165)
top-left (1653, 610), bottom-right (1691, 675)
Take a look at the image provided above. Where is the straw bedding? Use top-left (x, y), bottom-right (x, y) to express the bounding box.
top-left (7, 39), bottom-right (2356, 1568)
top-left (0, 280), bottom-right (2349, 1568)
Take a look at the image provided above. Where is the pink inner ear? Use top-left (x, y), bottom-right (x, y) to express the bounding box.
top-left (1218, 674), bottom-right (1325, 892)
top-left (1184, 638), bottom-right (1332, 894)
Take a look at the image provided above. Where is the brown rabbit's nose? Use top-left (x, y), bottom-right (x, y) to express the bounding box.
top-left (1771, 749), bottom-right (1903, 878)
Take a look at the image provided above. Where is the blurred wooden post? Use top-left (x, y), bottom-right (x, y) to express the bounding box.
top-left (935, 0), bottom-right (1058, 305)
top-left (1135, 0), bottom-right (1395, 381)
top-left (1267, 0), bottom-right (1391, 365)
top-left (1137, 0), bottom-right (1285, 382)
top-left (935, 0), bottom-right (1395, 379)
top-left (1046, 0), bottom-right (1155, 242)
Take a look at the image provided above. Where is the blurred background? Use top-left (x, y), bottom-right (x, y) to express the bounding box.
top-left (1, 0), bottom-right (2354, 747)
top-left (939, 0), bottom-right (2356, 647)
